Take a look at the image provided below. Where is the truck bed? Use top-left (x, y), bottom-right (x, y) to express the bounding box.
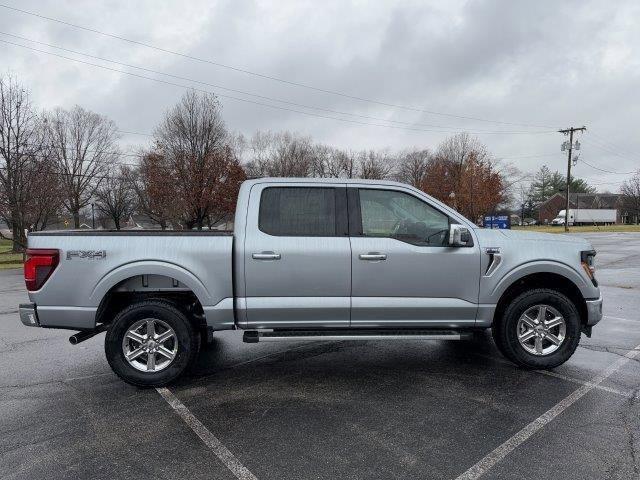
top-left (28, 229), bottom-right (233, 236)
top-left (27, 230), bottom-right (234, 330)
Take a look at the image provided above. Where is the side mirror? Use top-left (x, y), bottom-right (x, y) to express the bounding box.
top-left (449, 224), bottom-right (473, 247)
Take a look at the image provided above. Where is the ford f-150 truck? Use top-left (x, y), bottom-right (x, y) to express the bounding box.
top-left (19, 178), bottom-right (603, 386)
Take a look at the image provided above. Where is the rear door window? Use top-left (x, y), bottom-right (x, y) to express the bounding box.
top-left (259, 187), bottom-right (338, 236)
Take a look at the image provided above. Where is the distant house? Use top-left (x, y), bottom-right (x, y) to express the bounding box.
top-left (538, 192), bottom-right (623, 224)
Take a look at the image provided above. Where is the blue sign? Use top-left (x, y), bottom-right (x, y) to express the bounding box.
top-left (483, 215), bottom-right (511, 229)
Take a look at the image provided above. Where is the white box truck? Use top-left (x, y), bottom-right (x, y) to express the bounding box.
top-left (551, 209), bottom-right (617, 226)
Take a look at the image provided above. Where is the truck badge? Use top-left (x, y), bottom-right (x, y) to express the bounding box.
top-left (66, 250), bottom-right (107, 260)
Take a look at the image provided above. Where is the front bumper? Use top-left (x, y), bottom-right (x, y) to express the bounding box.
top-left (19, 303), bottom-right (40, 327)
top-left (585, 296), bottom-right (603, 326)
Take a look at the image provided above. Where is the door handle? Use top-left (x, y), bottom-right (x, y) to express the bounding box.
top-left (252, 252), bottom-right (281, 260)
top-left (359, 253), bottom-right (387, 261)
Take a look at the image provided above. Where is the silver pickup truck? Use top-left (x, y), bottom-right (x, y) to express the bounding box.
top-left (19, 178), bottom-right (603, 386)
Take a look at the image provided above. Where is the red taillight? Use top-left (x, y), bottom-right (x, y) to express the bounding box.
top-left (24, 249), bottom-right (59, 291)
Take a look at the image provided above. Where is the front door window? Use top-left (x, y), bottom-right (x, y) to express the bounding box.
top-left (358, 189), bottom-right (450, 246)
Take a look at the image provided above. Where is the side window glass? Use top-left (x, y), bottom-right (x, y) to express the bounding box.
top-left (259, 187), bottom-right (337, 236)
top-left (359, 189), bottom-right (450, 246)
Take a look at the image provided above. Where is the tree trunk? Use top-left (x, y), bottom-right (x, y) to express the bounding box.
top-left (11, 222), bottom-right (26, 253)
top-left (114, 217), bottom-right (120, 230)
top-left (72, 210), bottom-right (80, 228)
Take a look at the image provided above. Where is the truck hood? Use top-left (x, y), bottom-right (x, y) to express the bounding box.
top-left (474, 228), bottom-right (592, 248)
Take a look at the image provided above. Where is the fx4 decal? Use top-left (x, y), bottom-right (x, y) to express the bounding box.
top-left (66, 250), bottom-right (107, 260)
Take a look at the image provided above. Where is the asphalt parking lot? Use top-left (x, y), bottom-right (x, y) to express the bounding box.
top-left (1, 232), bottom-right (639, 480)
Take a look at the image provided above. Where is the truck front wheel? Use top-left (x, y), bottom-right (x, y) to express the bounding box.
top-left (492, 288), bottom-right (581, 369)
top-left (105, 300), bottom-right (200, 387)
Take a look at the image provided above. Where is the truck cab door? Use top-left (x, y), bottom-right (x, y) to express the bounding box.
top-left (241, 182), bottom-right (351, 329)
top-left (348, 186), bottom-right (481, 328)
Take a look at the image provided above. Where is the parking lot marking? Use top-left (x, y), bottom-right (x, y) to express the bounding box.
top-left (472, 351), bottom-right (636, 398)
top-left (535, 369), bottom-right (634, 398)
top-left (454, 343), bottom-right (640, 480)
top-left (604, 315), bottom-right (637, 323)
top-left (472, 352), bottom-right (635, 398)
top-left (156, 387), bottom-right (258, 480)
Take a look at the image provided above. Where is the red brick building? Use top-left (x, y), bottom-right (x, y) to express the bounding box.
top-left (538, 193), bottom-right (623, 224)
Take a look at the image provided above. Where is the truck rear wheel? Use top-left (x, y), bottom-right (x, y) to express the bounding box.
top-left (105, 300), bottom-right (200, 387)
top-left (492, 288), bottom-right (581, 369)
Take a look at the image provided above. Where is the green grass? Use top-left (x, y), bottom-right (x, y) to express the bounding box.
top-left (0, 238), bottom-right (23, 269)
top-left (512, 224), bottom-right (640, 234)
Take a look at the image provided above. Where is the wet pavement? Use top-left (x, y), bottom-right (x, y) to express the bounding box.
top-left (1, 232), bottom-right (639, 479)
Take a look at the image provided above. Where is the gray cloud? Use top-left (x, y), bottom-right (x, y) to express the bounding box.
top-left (0, 0), bottom-right (638, 191)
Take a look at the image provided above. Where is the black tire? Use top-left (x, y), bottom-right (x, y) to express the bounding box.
top-left (491, 322), bottom-right (509, 358)
top-left (492, 288), bottom-right (581, 369)
top-left (105, 300), bottom-right (200, 387)
top-left (199, 327), bottom-right (216, 350)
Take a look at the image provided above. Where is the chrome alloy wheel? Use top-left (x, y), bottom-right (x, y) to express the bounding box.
top-left (122, 318), bottom-right (178, 372)
top-left (516, 304), bottom-right (566, 356)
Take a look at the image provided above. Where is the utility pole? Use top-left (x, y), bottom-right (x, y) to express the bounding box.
top-left (559, 126), bottom-right (586, 232)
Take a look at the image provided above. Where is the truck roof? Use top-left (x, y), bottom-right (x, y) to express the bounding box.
top-left (242, 177), bottom-right (416, 189)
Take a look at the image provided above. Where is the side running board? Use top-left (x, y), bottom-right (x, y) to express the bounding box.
top-left (243, 329), bottom-right (471, 343)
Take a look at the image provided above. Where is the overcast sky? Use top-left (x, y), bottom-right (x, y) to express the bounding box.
top-left (1, 0), bottom-right (638, 192)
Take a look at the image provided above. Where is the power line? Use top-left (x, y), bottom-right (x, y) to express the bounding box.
top-left (588, 180), bottom-right (625, 186)
top-left (26, 143), bottom-right (144, 159)
top-left (0, 32), bottom-right (552, 135)
top-left (0, 37), bottom-right (552, 135)
top-left (0, 164), bottom-right (126, 181)
top-left (0, 3), bottom-right (555, 130)
top-left (19, 138), bottom-right (567, 167)
top-left (117, 129), bottom-right (152, 137)
top-left (1, 39), bottom-right (558, 137)
top-left (495, 153), bottom-right (560, 160)
top-left (581, 138), bottom-right (639, 171)
top-left (589, 131), bottom-right (637, 159)
top-left (579, 157), bottom-right (636, 175)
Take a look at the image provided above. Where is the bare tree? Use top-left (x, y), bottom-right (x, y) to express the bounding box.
top-left (45, 106), bottom-right (118, 228)
top-left (358, 150), bottom-right (395, 179)
top-left (152, 90), bottom-right (244, 229)
top-left (396, 149), bottom-right (430, 187)
top-left (335, 149), bottom-right (358, 178)
top-left (24, 156), bottom-right (64, 232)
top-left (246, 131), bottom-right (315, 178)
top-left (309, 144), bottom-right (338, 178)
top-left (621, 170), bottom-right (640, 224)
top-left (128, 153), bottom-right (174, 229)
top-left (0, 74), bottom-right (44, 251)
top-left (94, 165), bottom-right (136, 230)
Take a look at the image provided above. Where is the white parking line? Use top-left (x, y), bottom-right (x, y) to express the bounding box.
top-left (473, 351), bottom-right (636, 398)
top-left (156, 387), bottom-right (258, 480)
top-left (455, 343), bottom-right (640, 480)
top-left (604, 315), bottom-right (637, 323)
top-left (535, 369), bottom-right (634, 398)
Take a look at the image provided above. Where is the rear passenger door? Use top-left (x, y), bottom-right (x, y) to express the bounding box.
top-left (243, 183), bottom-right (351, 329)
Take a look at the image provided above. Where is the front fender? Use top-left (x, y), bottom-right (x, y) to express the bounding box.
top-left (485, 260), bottom-right (595, 304)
